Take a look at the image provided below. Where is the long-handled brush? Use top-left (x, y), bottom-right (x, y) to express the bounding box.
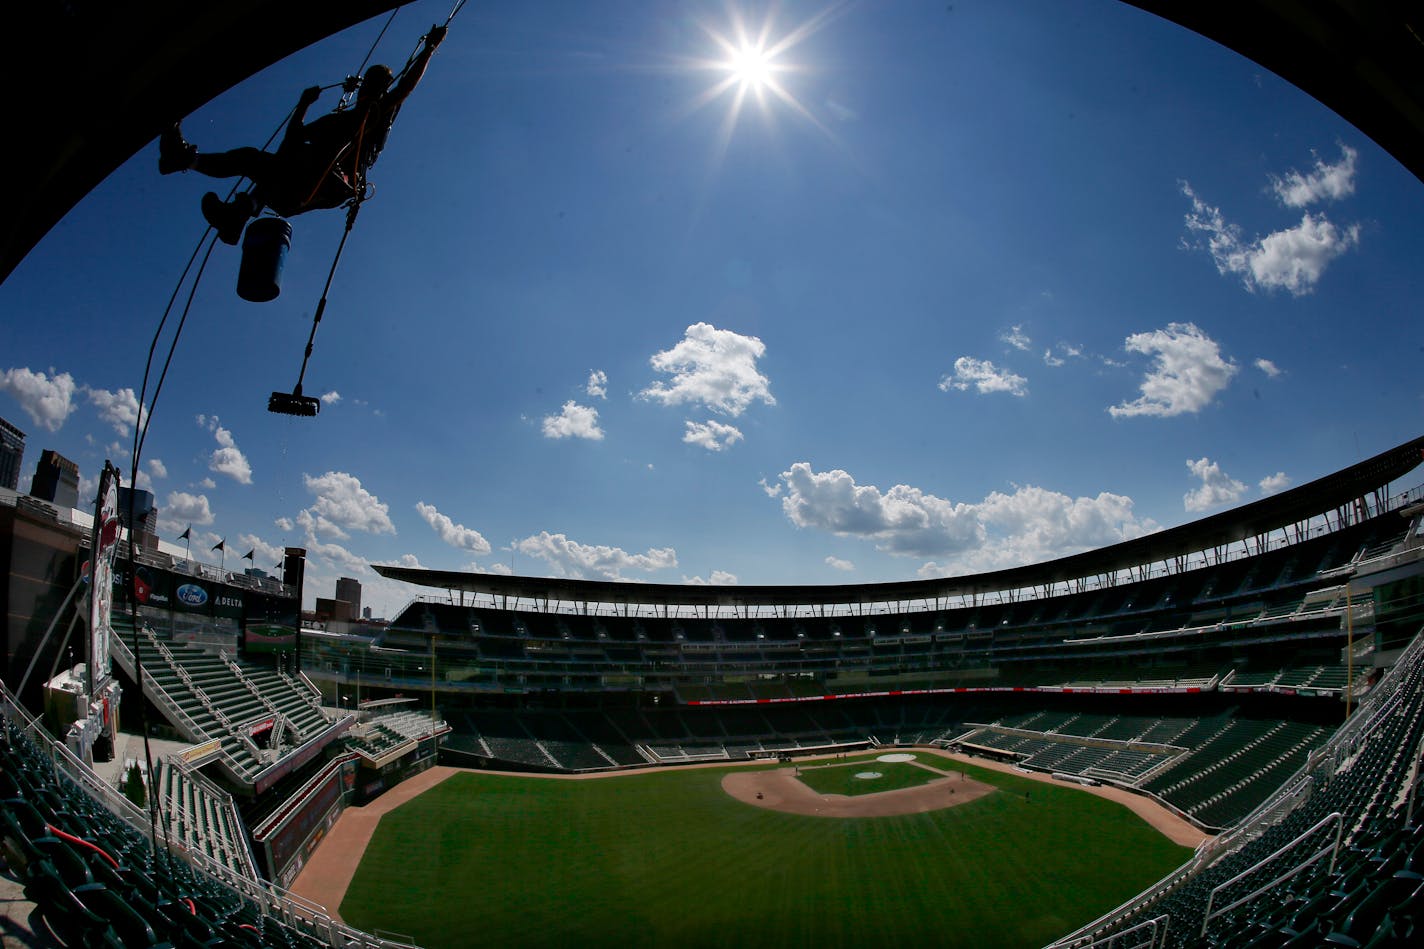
top-left (267, 200), bottom-right (363, 418)
top-left (268, 384), bottom-right (320, 416)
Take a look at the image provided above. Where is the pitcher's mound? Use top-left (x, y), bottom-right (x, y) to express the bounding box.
top-left (723, 767), bottom-right (994, 818)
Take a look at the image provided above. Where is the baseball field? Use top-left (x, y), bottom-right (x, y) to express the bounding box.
top-left (330, 751), bottom-right (1193, 948)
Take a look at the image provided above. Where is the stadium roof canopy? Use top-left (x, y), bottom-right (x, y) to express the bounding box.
top-left (3, 2), bottom-right (1424, 284)
top-left (374, 434), bottom-right (1424, 608)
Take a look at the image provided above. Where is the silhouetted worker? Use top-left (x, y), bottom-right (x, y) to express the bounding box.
top-left (160, 25), bottom-right (446, 243)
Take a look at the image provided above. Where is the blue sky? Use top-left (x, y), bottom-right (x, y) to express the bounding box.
top-left (3, 0), bottom-right (1422, 615)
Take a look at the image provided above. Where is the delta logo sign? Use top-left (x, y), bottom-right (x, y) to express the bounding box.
top-left (176, 584), bottom-right (209, 607)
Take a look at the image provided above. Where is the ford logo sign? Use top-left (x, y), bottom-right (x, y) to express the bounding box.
top-left (176, 584), bottom-right (208, 607)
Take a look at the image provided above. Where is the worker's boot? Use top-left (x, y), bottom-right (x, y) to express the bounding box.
top-left (201, 192), bottom-right (255, 245)
top-left (158, 125), bottom-right (197, 175)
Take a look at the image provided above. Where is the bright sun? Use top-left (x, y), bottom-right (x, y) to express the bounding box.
top-left (686, 5), bottom-right (843, 146)
top-left (728, 43), bottom-right (774, 91)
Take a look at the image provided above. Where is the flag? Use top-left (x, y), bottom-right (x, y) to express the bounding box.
top-left (178, 526), bottom-right (191, 542)
top-left (211, 539), bottom-right (225, 553)
top-left (242, 549), bottom-right (255, 561)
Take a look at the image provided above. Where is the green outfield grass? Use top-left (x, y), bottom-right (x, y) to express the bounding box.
top-left (341, 755), bottom-right (1190, 949)
top-left (794, 758), bottom-right (943, 796)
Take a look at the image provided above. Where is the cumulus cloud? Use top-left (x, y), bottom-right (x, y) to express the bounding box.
top-left (320, 391), bottom-right (342, 406)
top-left (416, 501), bottom-right (492, 554)
top-left (160, 491), bottom-right (214, 534)
top-left (1183, 457), bottom-right (1247, 512)
top-left (304, 536), bottom-right (371, 575)
top-left (1181, 181), bottom-right (1359, 295)
top-left (1270, 144), bottom-right (1358, 208)
top-left (301, 471), bottom-right (395, 537)
top-left (683, 419), bottom-right (744, 452)
top-left (1001, 325), bottom-right (1031, 351)
top-left (683, 570), bottom-right (738, 585)
top-left (147, 458), bottom-right (168, 479)
top-left (514, 531), bottom-right (677, 580)
top-left (824, 556), bottom-right (855, 572)
top-left (197, 416), bottom-right (253, 484)
top-left (0, 367), bottom-right (77, 432)
top-left (86, 386), bottom-right (147, 437)
top-left (773, 463), bottom-right (1155, 568)
top-left (1109, 322), bottom-right (1237, 418)
top-left (938, 357), bottom-right (1028, 397)
top-left (586, 370), bottom-right (607, 399)
top-left (641, 322), bottom-right (774, 416)
top-left (542, 401), bottom-right (604, 440)
top-left (1259, 471), bottom-right (1292, 496)
top-left (1254, 358), bottom-right (1282, 378)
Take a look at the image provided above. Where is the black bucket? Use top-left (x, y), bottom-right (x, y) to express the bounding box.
top-left (237, 217), bottom-right (293, 302)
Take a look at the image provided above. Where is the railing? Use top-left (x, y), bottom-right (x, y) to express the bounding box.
top-left (0, 679), bottom-right (417, 948)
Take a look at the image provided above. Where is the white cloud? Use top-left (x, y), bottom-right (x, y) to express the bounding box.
top-left (0, 367), bottom-right (77, 432)
top-left (586, 370), bottom-right (607, 399)
top-left (161, 491), bottom-right (214, 534)
top-left (86, 386), bottom-right (148, 437)
top-left (641, 322), bottom-right (774, 417)
top-left (683, 570), bottom-right (738, 585)
top-left (77, 472), bottom-right (99, 508)
top-left (1000, 325), bottom-right (1031, 351)
top-left (416, 501), bottom-right (492, 554)
top-left (824, 556), bottom-right (855, 572)
top-left (320, 391), bottom-right (342, 406)
top-left (759, 477), bottom-right (782, 498)
top-left (938, 357), bottom-right (1028, 397)
top-left (304, 536), bottom-right (371, 575)
top-left (468, 560), bottom-right (514, 576)
top-left (199, 477), bottom-right (217, 489)
top-left (1182, 182), bottom-right (1359, 295)
top-left (1043, 343), bottom-right (1085, 368)
top-left (1270, 144), bottom-right (1358, 208)
top-left (1183, 457), bottom-right (1247, 512)
top-left (683, 419), bottom-right (744, 452)
top-left (773, 463), bottom-right (1155, 567)
top-left (1109, 322), bottom-right (1237, 418)
top-left (147, 458), bottom-right (168, 479)
top-left (514, 531), bottom-right (677, 580)
top-left (1259, 472), bottom-right (1292, 496)
top-left (1254, 358), bottom-right (1282, 378)
top-left (199, 416), bottom-right (253, 484)
top-left (301, 471), bottom-right (395, 537)
top-left (542, 401), bottom-right (604, 440)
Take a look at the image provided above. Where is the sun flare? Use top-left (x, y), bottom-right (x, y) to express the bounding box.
top-left (728, 42), bottom-right (774, 92)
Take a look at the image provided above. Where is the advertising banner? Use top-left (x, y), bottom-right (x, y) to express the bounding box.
top-left (172, 579), bottom-right (212, 615)
top-left (87, 462), bottom-right (121, 696)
